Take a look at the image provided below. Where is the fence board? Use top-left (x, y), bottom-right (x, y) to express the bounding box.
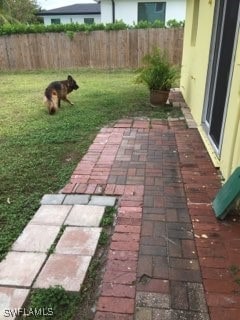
top-left (0, 37), bottom-right (7, 69)
top-left (137, 29), bottom-right (150, 66)
top-left (0, 29), bottom-right (183, 71)
top-left (75, 32), bottom-right (90, 67)
top-left (128, 29), bottom-right (139, 69)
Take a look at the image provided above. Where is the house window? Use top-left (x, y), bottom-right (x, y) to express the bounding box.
top-left (51, 18), bottom-right (61, 24)
top-left (84, 18), bottom-right (94, 24)
top-left (138, 2), bottom-right (166, 23)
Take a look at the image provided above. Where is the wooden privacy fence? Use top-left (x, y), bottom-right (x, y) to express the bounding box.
top-left (0, 28), bottom-right (183, 71)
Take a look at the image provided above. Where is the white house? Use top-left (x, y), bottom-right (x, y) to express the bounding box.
top-left (38, 3), bottom-right (101, 25)
top-left (38, 1), bottom-right (185, 26)
top-left (100, 0), bottom-right (186, 25)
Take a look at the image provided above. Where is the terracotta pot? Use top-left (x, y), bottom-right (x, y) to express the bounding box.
top-left (150, 89), bottom-right (170, 106)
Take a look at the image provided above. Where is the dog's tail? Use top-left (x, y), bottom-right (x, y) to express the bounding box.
top-left (44, 88), bottom-right (57, 115)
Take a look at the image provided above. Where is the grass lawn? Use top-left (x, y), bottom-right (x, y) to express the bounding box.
top-left (0, 68), bottom-right (182, 260)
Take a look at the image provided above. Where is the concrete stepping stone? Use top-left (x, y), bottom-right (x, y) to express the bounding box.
top-left (12, 224), bottom-right (60, 253)
top-left (63, 194), bottom-right (90, 205)
top-left (29, 205), bottom-right (72, 226)
top-left (89, 196), bottom-right (116, 206)
top-left (64, 205), bottom-right (105, 227)
top-left (40, 194), bottom-right (66, 205)
top-left (0, 252), bottom-right (46, 287)
top-left (55, 226), bottom-right (101, 256)
top-left (34, 254), bottom-right (91, 292)
top-left (0, 287), bottom-right (29, 319)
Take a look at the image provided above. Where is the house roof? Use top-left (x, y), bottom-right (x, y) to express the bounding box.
top-left (38, 3), bottom-right (101, 16)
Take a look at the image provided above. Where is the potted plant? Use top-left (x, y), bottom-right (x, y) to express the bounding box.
top-left (136, 48), bottom-right (180, 106)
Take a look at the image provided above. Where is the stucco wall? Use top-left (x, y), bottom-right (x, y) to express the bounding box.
top-left (180, 0), bottom-right (214, 124)
top-left (101, 0), bottom-right (186, 25)
top-left (100, 1), bottom-right (113, 23)
top-left (165, 0), bottom-right (186, 22)
top-left (180, 0), bottom-right (240, 179)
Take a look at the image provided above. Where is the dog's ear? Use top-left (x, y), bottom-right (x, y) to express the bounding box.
top-left (68, 75), bottom-right (73, 81)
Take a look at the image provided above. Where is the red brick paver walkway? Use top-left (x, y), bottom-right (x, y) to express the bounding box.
top-left (63, 110), bottom-right (240, 319)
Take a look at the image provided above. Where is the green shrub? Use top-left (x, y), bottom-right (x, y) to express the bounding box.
top-left (25, 286), bottom-right (78, 320)
top-left (166, 19), bottom-right (185, 28)
top-left (105, 20), bottom-right (128, 31)
top-left (134, 20), bottom-right (150, 29)
top-left (0, 19), bottom-right (184, 36)
top-left (100, 207), bottom-right (116, 227)
top-left (135, 48), bottom-right (180, 91)
top-left (99, 230), bottom-right (109, 246)
top-left (152, 19), bottom-right (165, 28)
top-left (65, 30), bottom-right (75, 40)
top-left (135, 19), bottom-right (165, 29)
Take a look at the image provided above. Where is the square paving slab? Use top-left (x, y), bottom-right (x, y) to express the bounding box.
top-left (34, 254), bottom-right (91, 291)
top-left (55, 226), bottom-right (102, 256)
top-left (64, 205), bottom-right (105, 227)
top-left (63, 194), bottom-right (90, 205)
top-left (0, 252), bottom-right (46, 287)
top-left (40, 194), bottom-right (66, 205)
top-left (88, 196), bottom-right (116, 206)
top-left (12, 224), bottom-right (60, 253)
top-left (30, 205), bottom-right (72, 226)
top-left (0, 287), bottom-right (29, 320)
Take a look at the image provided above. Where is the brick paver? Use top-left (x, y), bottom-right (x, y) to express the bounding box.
top-left (87, 116), bottom-right (209, 319)
top-left (175, 129), bottom-right (240, 320)
top-left (92, 92), bottom-right (240, 319)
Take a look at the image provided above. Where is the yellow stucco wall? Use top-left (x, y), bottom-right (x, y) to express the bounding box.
top-left (180, 0), bottom-right (240, 179)
top-left (180, 0), bottom-right (215, 123)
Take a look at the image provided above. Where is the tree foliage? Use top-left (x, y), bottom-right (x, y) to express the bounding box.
top-left (0, 0), bottom-right (41, 24)
top-left (0, 0), bottom-right (17, 24)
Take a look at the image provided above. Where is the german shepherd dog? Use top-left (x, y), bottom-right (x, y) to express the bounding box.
top-left (44, 75), bottom-right (79, 114)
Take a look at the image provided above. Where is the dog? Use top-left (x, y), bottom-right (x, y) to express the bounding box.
top-left (44, 75), bottom-right (79, 114)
